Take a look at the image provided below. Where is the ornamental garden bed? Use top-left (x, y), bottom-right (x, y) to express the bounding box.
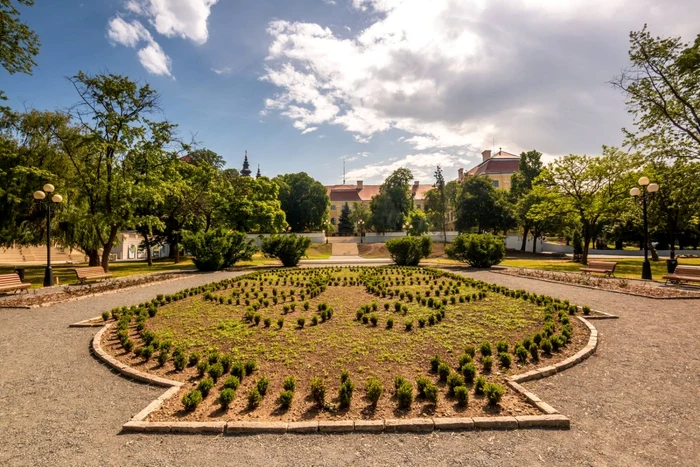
top-left (102, 267), bottom-right (589, 423)
top-left (502, 267), bottom-right (700, 299)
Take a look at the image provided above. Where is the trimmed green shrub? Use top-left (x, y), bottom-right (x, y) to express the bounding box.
top-left (464, 345), bottom-right (476, 358)
top-left (197, 377), bottom-right (215, 398)
top-left (515, 345), bottom-right (528, 364)
top-left (261, 234), bottom-right (312, 267)
top-left (282, 376), bottom-right (296, 392)
top-left (157, 350), bottom-right (169, 367)
top-left (256, 375), bottom-right (270, 396)
top-left (496, 340), bottom-right (509, 353)
top-left (220, 355), bottom-right (233, 373)
top-left (189, 352), bottom-right (201, 368)
top-left (480, 341), bottom-right (492, 357)
top-left (394, 375), bottom-right (409, 393)
top-left (447, 373), bottom-right (465, 395)
top-left (430, 355), bottom-right (441, 373)
top-left (424, 382), bottom-right (439, 404)
top-left (208, 363), bottom-right (224, 382)
top-left (369, 314), bottom-right (378, 326)
top-left (483, 382), bottom-right (505, 406)
top-left (498, 352), bottom-right (512, 369)
top-left (529, 343), bottom-right (540, 362)
top-left (340, 369), bottom-right (350, 383)
top-left (461, 362), bottom-right (477, 383)
top-left (450, 383), bottom-right (467, 407)
top-left (231, 362), bottom-right (245, 379)
top-left (458, 353), bottom-right (473, 368)
top-left (279, 389), bottom-right (294, 409)
top-left (338, 379), bottom-right (355, 409)
top-left (182, 228), bottom-right (258, 271)
top-left (247, 387), bottom-right (262, 409)
top-left (366, 377), bottom-right (384, 406)
top-left (396, 381), bottom-right (413, 409)
top-left (446, 233), bottom-right (505, 268)
top-left (310, 377), bottom-right (326, 407)
top-left (245, 359), bottom-right (257, 375)
top-left (223, 376), bottom-right (241, 390)
top-left (386, 318), bottom-right (394, 329)
top-left (437, 362), bottom-right (451, 382)
top-left (474, 376), bottom-right (486, 395)
top-left (277, 318), bottom-right (284, 329)
top-left (385, 236), bottom-right (432, 266)
top-left (404, 320), bottom-right (413, 331)
top-left (219, 388), bottom-right (235, 408)
top-left (182, 389), bottom-right (203, 411)
top-left (481, 355), bottom-right (493, 373)
top-left (297, 317), bottom-right (305, 328)
top-left (416, 376), bottom-right (431, 397)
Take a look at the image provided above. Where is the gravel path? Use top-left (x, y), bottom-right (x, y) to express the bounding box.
top-left (0, 268), bottom-right (698, 466)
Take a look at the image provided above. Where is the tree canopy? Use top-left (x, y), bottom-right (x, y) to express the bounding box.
top-left (370, 168), bottom-right (414, 233)
top-left (275, 172), bottom-right (329, 232)
top-left (454, 175), bottom-right (515, 234)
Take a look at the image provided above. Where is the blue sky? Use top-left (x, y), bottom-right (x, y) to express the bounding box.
top-left (4, 0), bottom-right (699, 184)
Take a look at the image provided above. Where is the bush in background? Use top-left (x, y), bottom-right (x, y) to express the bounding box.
top-left (261, 234), bottom-right (312, 267)
top-left (182, 229), bottom-right (257, 271)
top-left (385, 236), bottom-right (432, 266)
top-left (446, 233), bottom-right (505, 268)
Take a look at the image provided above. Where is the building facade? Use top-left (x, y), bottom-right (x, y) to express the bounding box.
top-left (463, 149), bottom-right (521, 190)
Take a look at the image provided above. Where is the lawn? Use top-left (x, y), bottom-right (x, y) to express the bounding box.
top-left (103, 266), bottom-right (587, 423)
top-left (500, 257), bottom-right (700, 281)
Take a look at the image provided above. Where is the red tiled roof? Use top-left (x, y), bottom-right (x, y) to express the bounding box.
top-left (466, 151), bottom-right (520, 176)
top-left (325, 183), bottom-right (432, 202)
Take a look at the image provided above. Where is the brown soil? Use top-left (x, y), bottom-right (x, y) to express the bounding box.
top-left (358, 242), bottom-right (448, 259)
top-left (102, 267), bottom-right (590, 423)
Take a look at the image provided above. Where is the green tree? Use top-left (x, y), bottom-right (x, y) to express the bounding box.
top-left (217, 175), bottom-right (287, 233)
top-left (424, 165), bottom-right (448, 242)
top-left (535, 147), bottom-right (639, 264)
top-left (337, 202), bottom-right (354, 236)
top-left (611, 26), bottom-right (700, 159)
top-left (407, 210), bottom-right (429, 236)
top-left (1, 0), bottom-right (40, 99)
top-left (455, 175), bottom-right (515, 234)
top-left (370, 168), bottom-right (414, 233)
top-left (519, 186), bottom-right (568, 253)
top-left (275, 172), bottom-right (330, 232)
top-left (510, 150), bottom-right (543, 250)
top-left (182, 228), bottom-right (257, 271)
top-left (349, 202), bottom-right (370, 225)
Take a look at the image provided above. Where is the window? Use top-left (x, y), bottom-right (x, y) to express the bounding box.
top-left (492, 180), bottom-right (499, 188)
top-left (331, 205), bottom-right (337, 210)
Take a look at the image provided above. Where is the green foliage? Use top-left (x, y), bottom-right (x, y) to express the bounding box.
top-left (208, 363), bottom-right (224, 382)
top-left (446, 234), bottom-right (505, 268)
top-left (244, 359), bottom-right (257, 376)
top-left (366, 377), bottom-right (384, 406)
top-left (496, 340), bottom-right (509, 354)
top-left (424, 165), bottom-right (449, 242)
top-left (386, 317), bottom-right (394, 329)
top-left (297, 317), bottom-right (305, 328)
top-left (396, 381), bottom-right (413, 409)
top-left (337, 202), bottom-right (354, 236)
top-left (454, 175), bottom-right (515, 233)
top-left (261, 234), bottom-right (312, 267)
top-left (483, 382), bottom-right (505, 406)
top-left (219, 388), bottom-right (235, 408)
top-left (188, 351), bottom-right (201, 367)
top-left (515, 345), bottom-right (529, 364)
top-left (247, 387), bottom-right (262, 409)
top-left (275, 172), bottom-right (330, 232)
top-left (481, 355), bottom-right (493, 373)
top-left (447, 373), bottom-right (465, 395)
top-left (394, 375), bottom-right (408, 393)
top-left (385, 236), bottom-right (432, 266)
top-left (182, 389), bottom-right (203, 411)
top-left (231, 362), bottom-right (245, 379)
top-left (437, 362), bottom-right (451, 382)
top-left (406, 210), bottom-right (430, 236)
top-left (310, 377), bottom-right (326, 407)
top-left (256, 375), bottom-right (270, 396)
top-left (498, 352), bottom-right (512, 369)
top-left (461, 362), bottom-right (476, 383)
top-left (454, 385), bottom-right (469, 407)
top-left (480, 341), bottom-right (492, 357)
top-left (424, 382), bottom-right (439, 404)
top-left (197, 377), bottom-right (214, 398)
top-left (369, 168), bottom-right (414, 233)
top-left (474, 376), bottom-right (487, 395)
top-left (338, 378), bottom-right (355, 409)
top-left (182, 229), bottom-right (257, 271)
top-left (282, 376), bottom-right (296, 392)
top-left (223, 376), bottom-right (241, 391)
top-left (279, 390), bottom-right (294, 409)
top-left (430, 355), bottom-right (442, 373)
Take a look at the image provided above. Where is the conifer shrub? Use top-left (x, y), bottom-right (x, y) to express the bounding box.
top-left (529, 343), bottom-right (540, 362)
top-left (310, 377), bottom-right (326, 407)
top-left (220, 354), bottom-right (233, 373)
top-left (394, 375), bottom-right (409, 393)
top-left (338, 378), bottom-right (355, 409)
top-left (474, 376), bottom-right (486, 395)
top-left (219, 388), bottom-right (235, 409)
top-left (366, 377), bottom-right (384, 406)
top-left (424, 382), bottom-right (439, 404)
top-left (418, 318), bottom-right (426, 328)
top-left (496, 340), bottom-right (509, 354)
top-left (461, 362), bottom-right (477, 383)
top-left (430, 355), bottom-right (441, 373)
top-left (464, 345), bottom-right (476, 358)
top-left (282, 376), bottom-right (296, 392)
top-left (447, 373), bottom-right (465, 395)
top-left (197, 377), bottom-right (215, 397)
top-left (297, 317), bottom-right (305, 328)
top-left (369, 314), bottom-right (378, 326)
top-left (182, 389), bottom-right (203, 411)
top-left (454, 385), bottom-right (469, 407)
top-left (158, 350), bottom-right (169, 367)
top-left (277, 318), bottom-right (284, 329)
top-left (386, 318), bottom-right (394, 329)
top-left (416, 376), bottom-right (431, 397)
top-left (231, 362), bottom-right (245, 379)
top-left (244, 359), bottom-right (257, 375)
top-left (437, 362), bottom-right (451, 382)
top-left (498, 352), bottom-right (512, 369)
top-left (480, 341), bottom-right (492, 357)
top-left (247, 387), bottom-right (262, 409)
top-left (540, 338), bottom-right (553, 355)
top-left (256, 375), bottom-right (270, 396)
top-left (396, 381), bottom-right (413, 409)
top-left (404, 320), bottom-right (413, 331)
top-left (483, 382), bottom-right (505, 406)
top-left (481, 355), bottom-right (493, 373)
top-left (208, 363), bottom-right (224, 381)
top-left (515, 345), bottom-right (528, 365)
top-left (279, 390), bottom-right (294, 409)
top-left (458, 353), bottom-right (473, 368)
top-left (223, 376), bottom-right (241, 390)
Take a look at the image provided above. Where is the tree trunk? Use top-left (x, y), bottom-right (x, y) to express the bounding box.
top-left (100, 226), bottom-right (119, 272)
top-left (670, 232), bottom-right (676, 260)
top-left (174, 233), bottom-right (181, 263)
top-left (532, 229), bottom-right (539, 254)
top-left (648, 239), bottom-right (659, 261)
top-left (142, 233), bottom-right (153, 267)
top-left (582, 228), bottom-right (593, 265)
top-left (86, 249), bottom-right (100, 266)
top-left (520, 226), bottom-right (529, 251)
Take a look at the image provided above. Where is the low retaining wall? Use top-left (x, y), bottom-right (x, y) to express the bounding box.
top-left (246, 232), bottom-right (326, 246)
top-left (541, 242), bottom-right (699, 257)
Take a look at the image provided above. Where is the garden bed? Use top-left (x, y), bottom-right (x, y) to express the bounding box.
top-left (102, 267), bottom-right (591, 423)
top-left (501, 268), bottom-right (700, 299)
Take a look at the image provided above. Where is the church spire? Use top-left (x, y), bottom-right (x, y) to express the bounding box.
top-left (241, 150), bottom-right (252, 177)
top-left (256, 164), bottom-right (261, 178)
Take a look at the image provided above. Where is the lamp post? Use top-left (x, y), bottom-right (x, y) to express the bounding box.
top-left (357, 220), bottom-right (364, 244)
top-left (630, 176), bottom-right (659, 280)
top-left (33, 184), bottom-right (63, 287)
top-left (403, 223), bottom-right (408, 237)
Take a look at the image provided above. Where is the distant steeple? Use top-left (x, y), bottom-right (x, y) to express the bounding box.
top-left (241, 150), bottom-right (252, 177)
top-left (256, 164), bottom-right (261, 178)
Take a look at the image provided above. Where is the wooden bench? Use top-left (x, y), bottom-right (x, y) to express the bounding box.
top-left (73, 266), bottom-right (112, 284)
top-left (0, 273), bottom-right (31, 294)
top-left (580, 261), bottom-right (617, 277)
top-left (662, 265), bottom-right (700, 285)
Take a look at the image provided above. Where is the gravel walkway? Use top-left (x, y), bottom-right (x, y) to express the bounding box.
top-left (0, 268), bottom-right (698, 466)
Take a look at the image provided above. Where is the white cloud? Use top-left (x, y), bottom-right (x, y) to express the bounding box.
top-left (211, 66), bottom-right (232, 75)
top-left (262, 0), bottom-right (700, 160)
top-left (345, 152), bottom-right (463, 182)
top-left (137, 41), bottom-right (172, 76)
top-left (126, 0), bottom-right (219, 44)
top-left (301, 127), bottom-right (318, 134)
top-left (107, 17), bottom-right (152, 47)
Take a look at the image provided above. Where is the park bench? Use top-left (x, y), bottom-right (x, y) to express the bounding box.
top-left (73, 266), bottom-right (112, 284)
top-left (0, 273), bottom-right (31, 294)
top-left (662, 265), bottom-right (700, 286)
top-left (580, 261), bottom-right (617, 277)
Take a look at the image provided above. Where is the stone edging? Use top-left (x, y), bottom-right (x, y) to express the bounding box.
top-left (93, 317), bottom-right (601, 435)
top-left (491, 269), bottom-right (700, 300)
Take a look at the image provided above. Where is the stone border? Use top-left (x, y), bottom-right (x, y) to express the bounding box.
top-left (91, 314), bottom-right (603, 435)
top-left (492, 268), bottom-right (700, 300)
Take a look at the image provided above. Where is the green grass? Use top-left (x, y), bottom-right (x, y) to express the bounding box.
top-left (304, 243), bottom-right (332, 259)
top-left (500, 257), bottom-right (700, 281)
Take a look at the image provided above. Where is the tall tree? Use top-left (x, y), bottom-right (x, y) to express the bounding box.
top-left (348, 201), bottom-right (370, 226)
top-left (57, 72), bottom-right (164, 271)
top-left (424, 165), bottom-right (448, 243)
top-left (275, 172), bottom-right (330, 232)
top-left (369, 168), bottom-right (414, 233)
top-left (217, 175), bottom-right (287, 233)
top-left (1, 0), bottom-right (40, 100)
top-left (611, 26), bottom-right (700, 159)
top-left (510, 149), bottom-right (543, 250)
top-left (454, 175), bottom-right (515, 234)
top-left (535, 147), bottom-right (639, 264)
top-left (337, 202), bottom-right (354, 236)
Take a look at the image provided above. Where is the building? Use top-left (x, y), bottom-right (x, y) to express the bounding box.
top-left (462, 149), bottom-right (521, 190)
top-left (325, 180), bottom-right (433, 226)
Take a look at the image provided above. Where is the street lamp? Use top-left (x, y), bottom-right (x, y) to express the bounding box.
top-left (357, 220), bottom-right (364, 244)
top-left (33, 183), bottom-right (63, 287)
top-left (630, 176), bottom-right (659, 280)
top-left (403, 223), bottom-right (409, 236)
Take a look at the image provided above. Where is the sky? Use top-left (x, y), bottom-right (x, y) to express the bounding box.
top-left (4, 0), bottom-right (699, 185)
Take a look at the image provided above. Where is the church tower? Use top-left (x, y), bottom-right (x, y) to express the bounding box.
top-left (241, 151), bottom-right (252, 177)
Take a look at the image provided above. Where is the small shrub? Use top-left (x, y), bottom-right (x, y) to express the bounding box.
top-left (231, 362), bottom-right (245, 379)
top-left (244, 359), bottom-right (257, 375)
top-left (219, 388), bottom-right (235, 409)
top-left (385, 236), bottom-right (432, 266)
top-left (418, 318), bottom-right (426, 328)
top-left (157, 351), bottom-right (169, 367)
top-left (141, 345), bottom-right (154, 360)
top-left (247, 388), bottom-right (262, 409)
top-left (540, 338), bottom-right (553, 355)
top-left (310, 377), bottom-right (326, 407)
top-left (264, 317), bottom-right (271, 328)
top-left (338, 379), bottom-right (355, 409)
top-left (446, 233), bottom-right (505, 268)
top-left (197, 377), bottom-right (215, 398)
top-left (394, 375), bottom-right (409, 393)
top-left (474, 376), bottom-right (486, 394)
top-left (279, 390), bottom-right (294, 409)
top-left (424, 382), bottom-right (439, 404)
top-left (369, 314), bottom-right (378, 326)
top-left (297, 317), bottom-right (306, 328)
top-left (464, 345), bottom-right (476, 358)
top-left (496, 340), bottom-right (509, 353)
top-left (311, 315), bottom-right (319, 326)
top-left (458, 353), bottom-right (473, 368)
top-left (366, 377), bottom-right (384, 405)
top-left (386, 318), bottom-right (394, 329)
top-left (416, 376), bottom-right (431, 397)
top-left (340, 369), bottom-right (350, 383)
top-left (481, 355), bottom-right (493, 373)
top-left (529, 343), bottom-right (540, 362)
top-left (498, 352), bottom-right (512, 369)
top-left (515, 345), bottom-right (528, 364)
top-left (101, 311), bottom-right (110, 321)
top-left (282, 375), bottom-right (296, 392)
top-left (223, 376), bottom-right (241, 390)
top-left (208, 363), bottom-right (224, 382)
top-left (404, 320), bottom-right (413, 331)
top-left (447, 373), bottom-right (465, 395)
top-left (437, 362), bottom-right (451, 382)
top-left (182, 389), bottom-right (203, 411)
top-left (454, 385), bottom-right (469, 407)
top-left (430, 355), bottom-right (441, 373)
top-left (483, 382), bottom-right (505, 406)
top-left (396, 381), bottom-right (413, 409)
top-left (256, 375), bottom-right (270, 396)
top-left (480, 342), bottom-right (492, 357)
top-left (582, 305), bottom-right (591, 315)
top-left (461, 362), bottom-right (476, 383)
top-left (220, 354), bottom-right (233, 373)
top-left (260, 234), bottom-right (312, 267)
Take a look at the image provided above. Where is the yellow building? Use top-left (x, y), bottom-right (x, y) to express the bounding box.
top-left (463, 149), bottom-right (521, 190)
